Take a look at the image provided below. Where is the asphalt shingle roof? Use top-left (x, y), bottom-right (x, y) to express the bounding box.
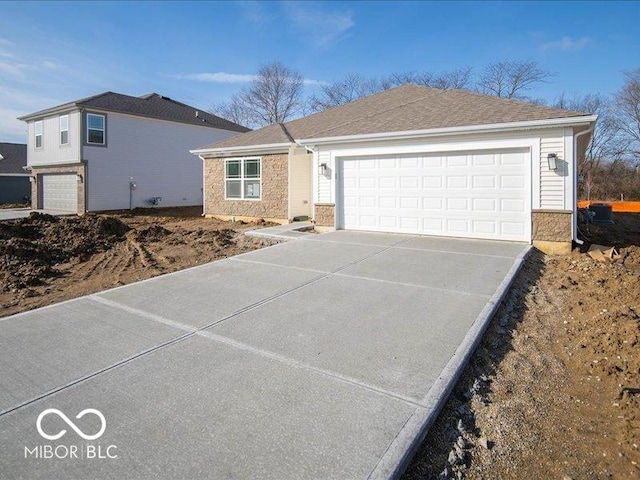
top-left (19, 92), bottom-right (250, 133)
top-left (198, 84), bottom-right (591, 151)
top-left (0, 143), bottom-right (27, 174)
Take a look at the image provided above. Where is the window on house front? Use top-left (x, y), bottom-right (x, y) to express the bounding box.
top-left (225, 157), bottom-right (261, 200)
top-left (87, 113), bottom-right (105, 145)
top-left (59, 115), bottom-right (69, 145)
top-left (35, 121), bottom-right (43, 149)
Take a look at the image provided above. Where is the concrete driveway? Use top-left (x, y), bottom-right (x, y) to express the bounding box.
top-left (0, 231), bottom-right (529, 479)
top-left (0, 208), bottom-right (73, 220)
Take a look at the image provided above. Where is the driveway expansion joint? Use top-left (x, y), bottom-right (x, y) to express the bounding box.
top-left (333, 272), bottom-right (492, 299)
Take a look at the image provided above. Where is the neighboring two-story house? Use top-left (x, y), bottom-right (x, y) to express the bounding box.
top-left (18, 92), bottom-right (249, 213)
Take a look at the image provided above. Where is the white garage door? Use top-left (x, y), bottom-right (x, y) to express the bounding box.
top-left (42, 174), bottom-right (78, 212)
top-left (339, 149), bottom-right (530, 242)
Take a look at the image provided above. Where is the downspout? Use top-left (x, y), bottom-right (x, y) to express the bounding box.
top-left (573, 125), bottom-right (595, 245)
top-left (199, 155), bottom-right (206, 217)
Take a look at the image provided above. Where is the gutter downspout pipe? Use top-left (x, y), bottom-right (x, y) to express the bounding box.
top-left (199, 155), bottom-right (206, 217)
top-left (573, 125), bottom-right (595, 245)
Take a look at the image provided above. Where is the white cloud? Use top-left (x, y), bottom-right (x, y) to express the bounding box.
top-left (237, 1), bottom-right (276, 26)
top-left (0, 61), bottom-right (27, 78)
top-left (541, 36), bottom-right (591, 51)
top-left (172, 71), bottom-right (326, 86)
top-left (0, 38), bottom-right (15, 59)
top-left (0, 108), bottom-right (28, 143)
top-left (43, 61), bottom-right (58, 69)
top-left (284, 3), bottom-right (354, 47)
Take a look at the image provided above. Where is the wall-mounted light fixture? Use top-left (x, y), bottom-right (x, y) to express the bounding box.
top-left (319, 162), bottom-right (328, 175)
top-left (76, 174), bottom-right (83, 183)
top-left (547, 153), bottom-right (558, 171)
top-left (29, 176), bottom-right (36, 183)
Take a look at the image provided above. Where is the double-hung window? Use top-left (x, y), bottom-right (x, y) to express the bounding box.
top-left (34, 121), bottom-right (43, 149)
top-left (225, 157), bottom-right (261, 200)
top-left (87, 113), bottom-right (105, 145)
top-left (59, 115), bottom-right (69, 145)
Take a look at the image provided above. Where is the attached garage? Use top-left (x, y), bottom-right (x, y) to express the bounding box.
top-left (41, 174), bottom-right (78, 212)
top-left (337, 149), bottom-right (530, 242)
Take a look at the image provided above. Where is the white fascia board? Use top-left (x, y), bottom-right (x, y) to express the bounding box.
top-left (298, 115), bottom-right (599, 146)
top-left (190, 143), bottom-right (292, 157)
top-left (0, 173), bottom-right (30, 177)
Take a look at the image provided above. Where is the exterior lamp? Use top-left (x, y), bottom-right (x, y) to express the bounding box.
top-left (547, 153), bottom-right (558, 171)
top-left (319, 162), bottom-right (328, 175)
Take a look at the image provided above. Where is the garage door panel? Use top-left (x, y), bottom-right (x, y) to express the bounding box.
top-left (472, 153), bottom-right (496, 166)
top-left (42, 174), bottom-right (77, 212)
top-left (340, 150), bottom-right (530, 242)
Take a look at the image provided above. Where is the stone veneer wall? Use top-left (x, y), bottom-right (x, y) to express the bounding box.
top-left (532, 209), bottom-right (573, 255)
top-left (314, 203), bottom-right (335, 227)
top-left (30, 163), bottom-right (86, 214)
top-left (532, 210), bottom-right (572, 242)
top-left (204, 154), bottom-right (288, 221)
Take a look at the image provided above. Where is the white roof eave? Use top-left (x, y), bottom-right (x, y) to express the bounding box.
top-left (297, 115), bottom-right (599, 146)
top-left (190, 142), bottom-right (292, 157)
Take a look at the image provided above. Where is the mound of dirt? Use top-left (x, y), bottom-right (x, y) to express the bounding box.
top-left (133, 225), bottom-right (172, 242)
top-left (405, 215), bottom-right (640, 479)
top-left (0, 213), bottom-right (131, 293)
top-left (0, 209), bottom-right (277, 317)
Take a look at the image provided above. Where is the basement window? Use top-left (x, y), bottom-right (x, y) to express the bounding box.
top-left (225, 157), bottom-right (261, 200)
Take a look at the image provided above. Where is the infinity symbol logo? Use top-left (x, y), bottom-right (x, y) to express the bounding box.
top-left (36, 409), bottom-right (106, 441)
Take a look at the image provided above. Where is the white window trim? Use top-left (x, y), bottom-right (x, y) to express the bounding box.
top-left (34, 120), bottom-right (43, 149)
top-left (224, 156), bottom-right (262, 201)
top-left (87, 113), bottom-right (105, 145)
top-left (59, 115), bottom-right (69, 146)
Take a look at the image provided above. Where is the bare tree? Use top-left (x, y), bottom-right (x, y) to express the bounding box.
top-left (554, 93), bottom-right (627, 199)
top-left (309, 67), bottom-right (473, 112)
top-left (211, 62), bottom-right (305, 128)
top-left (615, 68), bottom-right (640, 163)
top-left (385, 68), bottom-right (472, 90)
top-left (308, 74), bottom-right (383, 112)
top-left (211, 93), bottom-right (254, 128)
top-left (478, 61), bottom-right (554, 99)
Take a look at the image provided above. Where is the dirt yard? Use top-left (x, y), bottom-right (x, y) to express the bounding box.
top-left (405, 213), bottom-right (640, 479)
top-left (0, 207), bottom-right (276, 318)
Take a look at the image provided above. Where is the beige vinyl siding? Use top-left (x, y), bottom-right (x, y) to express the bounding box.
top-left (317, 149), bottom-right (332, 203)
top-left (27, 111), bottom-right (81, 166)
top-left (539, 129), bottom-right (566, 210)
top-left (288, 151), bottom-right (312, 219)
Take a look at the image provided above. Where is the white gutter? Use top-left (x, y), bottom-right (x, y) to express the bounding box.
top-left (190, 142), bottom-right (292, 157)
top-left (573, 124), bottom-right (596, 245)
top-left (298, 115), bottom-right (599, 146)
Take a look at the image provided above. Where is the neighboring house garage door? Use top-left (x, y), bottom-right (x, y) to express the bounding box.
top-left (41, 174), bottom-right (78, 212)
top-left (338, 149), bottom-right (530, 242)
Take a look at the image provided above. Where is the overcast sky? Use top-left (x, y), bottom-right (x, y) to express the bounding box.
top-left (1, 0), bottom-right (639, 143)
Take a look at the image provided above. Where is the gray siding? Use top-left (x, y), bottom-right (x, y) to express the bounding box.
top-left (85, 112), bottom-right (237, 211)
